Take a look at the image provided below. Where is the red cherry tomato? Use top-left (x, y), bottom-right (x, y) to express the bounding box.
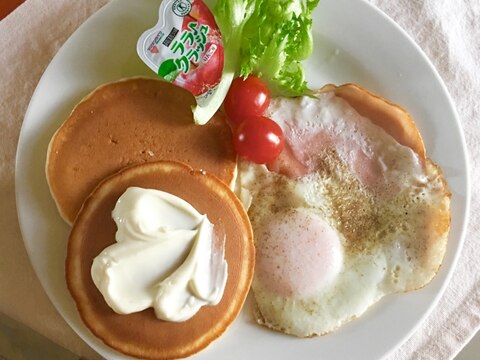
top-left (233, 116), bottom-right (285, 164)
top-left (224, 76), bottom-right (271, 126)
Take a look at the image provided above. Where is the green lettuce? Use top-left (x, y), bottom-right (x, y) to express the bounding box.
top-left (214, 0), bottom-right (319, 96)
top-left (193, 0), bottom-right (318, 124)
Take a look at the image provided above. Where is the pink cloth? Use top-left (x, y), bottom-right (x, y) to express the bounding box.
top-left (0, 0), bottom-right (478, 359)
top-left (0, 1), bottom-right (107, 358)
top-left (368, 0), bottom-right (480, 357)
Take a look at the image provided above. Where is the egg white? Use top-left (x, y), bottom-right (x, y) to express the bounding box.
top-left (238, 94), bottom-right (450, 337)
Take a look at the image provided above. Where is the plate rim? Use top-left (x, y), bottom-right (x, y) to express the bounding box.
top-left (14, 0), bottom-right (471, 359)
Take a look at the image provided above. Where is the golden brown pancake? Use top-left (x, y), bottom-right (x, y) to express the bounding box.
top-left (66, 161), bottom-right (254, 360)
top-left (46, 78), bottom-right (236, 224)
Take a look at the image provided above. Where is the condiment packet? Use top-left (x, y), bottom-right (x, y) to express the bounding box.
top-left (137, 0), bottom-right (226, 124)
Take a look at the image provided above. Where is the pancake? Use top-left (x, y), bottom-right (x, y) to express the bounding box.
top-left (66, 160), bottom-right (254, 360)
top-left (46, 77), bottom-right (237, 225)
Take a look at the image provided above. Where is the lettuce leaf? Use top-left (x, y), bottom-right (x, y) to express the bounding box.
top-left (193, 0), bottom-right (318, 124)
top-left (213, 0), bottom-right (319, 96)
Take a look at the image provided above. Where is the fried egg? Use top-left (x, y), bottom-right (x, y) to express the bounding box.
top-left (238, 88), bottom-right (451, 337)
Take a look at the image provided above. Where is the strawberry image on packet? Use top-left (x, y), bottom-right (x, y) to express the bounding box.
top-left (137, 0), bottom-right (226, 124)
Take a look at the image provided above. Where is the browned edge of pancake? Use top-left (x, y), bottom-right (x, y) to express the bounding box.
top-left (66, 160), bottom-right (254, 360)
top-left (45, 77), bottom-right (145, 225)
top-left (320, 83), bottom-right (426, 160)
top-left (46, 77), bottom-right (237, 225)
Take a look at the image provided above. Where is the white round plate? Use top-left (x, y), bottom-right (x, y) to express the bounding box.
top-left (15, 0), bottom-right (470, 359)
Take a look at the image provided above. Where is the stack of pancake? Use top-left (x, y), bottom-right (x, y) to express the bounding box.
top-left (46, 78), bottom-right (255, 359)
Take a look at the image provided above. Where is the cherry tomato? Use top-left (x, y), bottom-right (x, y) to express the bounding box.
top-left (224, 76), bottom-right (271, 126)
top-left (233, 116), bottom-right (285, 164)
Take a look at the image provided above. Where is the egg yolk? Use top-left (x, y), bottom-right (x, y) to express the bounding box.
top-left (255, 208), bottom-right (343, 298)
